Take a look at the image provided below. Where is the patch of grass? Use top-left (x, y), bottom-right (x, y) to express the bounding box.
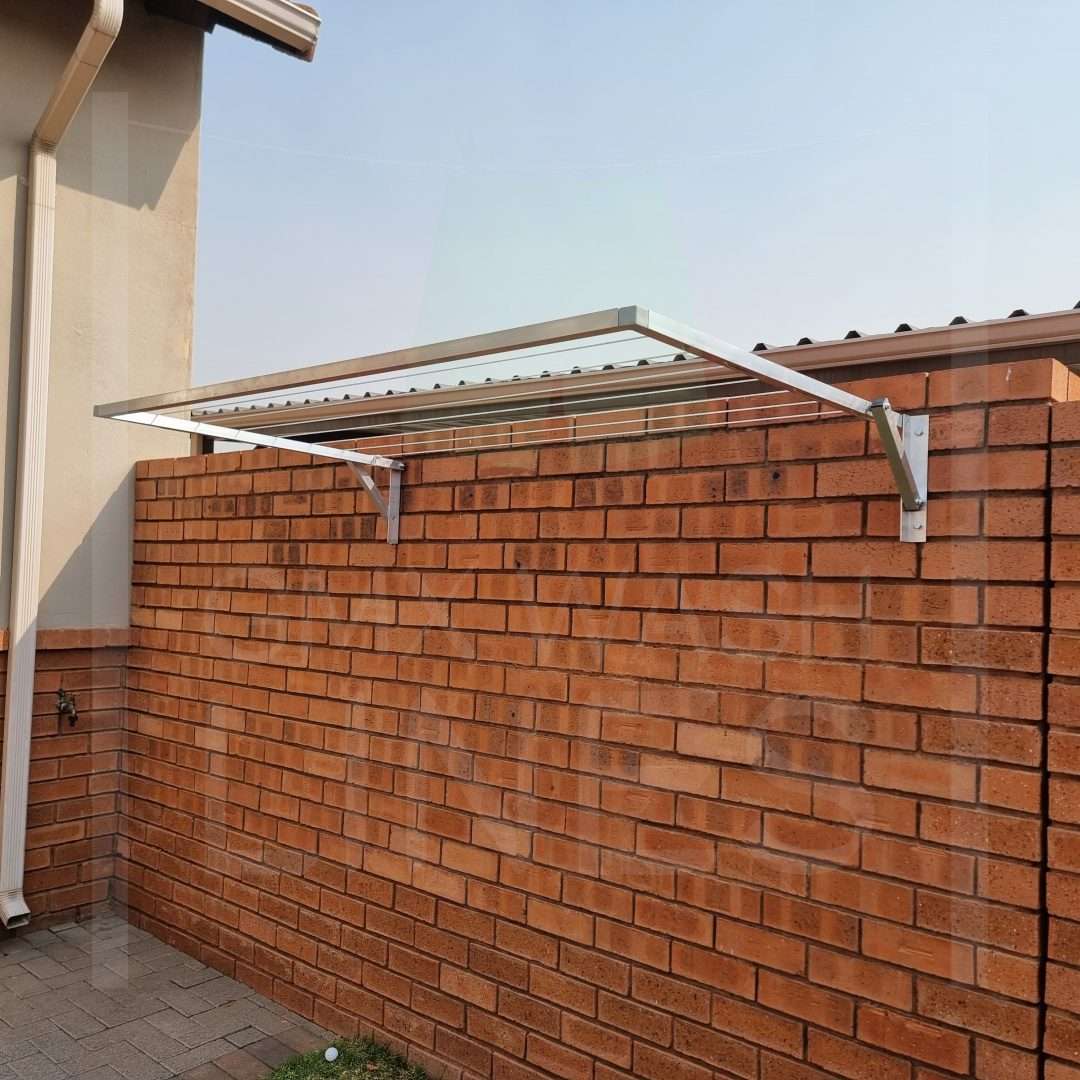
top-left (268, 1037), bottom-right (429, 1080)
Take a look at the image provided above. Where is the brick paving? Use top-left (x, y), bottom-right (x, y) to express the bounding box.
top-left (0, 911), bottom-right (333, 1079)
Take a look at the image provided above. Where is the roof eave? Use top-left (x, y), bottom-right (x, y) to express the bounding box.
top-left (199, 0), bottom-right (320, 61)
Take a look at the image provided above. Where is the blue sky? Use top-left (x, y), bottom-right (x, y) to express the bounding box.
top-left (193, 0), bottom-right (1080, 385)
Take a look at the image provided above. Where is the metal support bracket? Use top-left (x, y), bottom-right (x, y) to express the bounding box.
top-left (869, 401), bottom-right (929, 543)
top-left (97, 409), bottom-right (406, 543)
top-left (348, 462), bottom-right (401, 545)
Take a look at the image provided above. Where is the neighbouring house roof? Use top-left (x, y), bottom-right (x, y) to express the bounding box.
top-left (146, 0), bottom-right (320, 61)
top-left (192, 303), bottom-right (1080, 443)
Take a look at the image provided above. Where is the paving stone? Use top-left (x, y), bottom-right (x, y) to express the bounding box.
top-left (277, 1025), bottom-right (327, 1054)
top-left (178, 1066), bottom-right (232, 1080)
top-left (194, 980), bottom-right (250, 1009)
top-left (211, 1050), bottom-right (266, 1080)
top-left (1, 975), bottom-right (49, 999)
top-left (295, 1020), bottom-right (334, 1041)
top-left (106, 1044), bottom-right (171, 1080)
top-left (51, 1011), bottom-right (106, 1040)
top-left (238, 1003), bottom-right (292, 1037)
top-left (28, 1024), bottom-right (82, 1063)
top-left (156, 988), bottom-right (216, 1019)
top-left (223, 1030), bottom-right (261, 1050)
top-left (39, 943), bottom-right (84, 964)
top-left (79, 1020), bottom-right (184, 1062)
top-left (243, 1038), bottom-right (292, 1069)
top-left (159, 1040), bottom-right (236, 1075)
top-left (21, 958), bottom-right (66, 981)
top-left (57, 954), bottom-right (95, 974)
top-left (9, 1053), bottom-right (67, 1080)
top-left (0, 917), bottom-right (322, 1080)
top-left (166, 969), bottom-right (215, 991)
top-left (0, 1040), bottom-right (42, 1066)
top-left (44, 971), bottom-right (93, 991)
top-left (143, 1010), bottom-right (194, 1041)
top-left (86, 971), bottom-right (131, 996)
top-left (104, 958), bottom-right (151, 982)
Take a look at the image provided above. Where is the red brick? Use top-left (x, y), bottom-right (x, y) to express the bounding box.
top-left (764, 813), bottom-right (859, 867)
top-left (759, 970), bottom-right (853, 1033)
top-left (864, 834), bottom-right (976, 893)
top-left (606, 507), bottom-right (679, 539)
top-left (721, 542), bottom-right (808, 576)
top-left (930, 448), bottom-right (1045, 491)
top-left (867, 582), bottom-right (978, 624)
top-left (680, 578), bottom-right (763, 613)
top-left (862, 920), bottom-right (974, 981)
top-left (923, 540), bottom-right (1045, 581)
top-left (808, 1030), bottom-right (910, 1080)
top-left (808, 948), bottom-right (912, 1012)
top-left (682, 428), bottom-right (764, 467)
top-left (930, 357), bottom-right (1067, 406)
top-left (645, 470), bottom-right (724, 504)
top-left (858, 1005), bottom-right (970, 1072)
top-left (812, 783), bottom-right (916, 837)
top-left (920, 803), bottom-right (1041, 861)
top-left (768, 500), bottom-right (863, 537)
top-left (864, 665), bottom-right (977, 713)
top-left (606, 437), bottom-right (680, 472)
top-left (726, 464), bottom-right (815, 501)
top-left (672, 1019), bottom-right (757, 1078)
top-left (682, 504), bottom-right (764, 537)
top-left (812, 540), bottom-right (917, 579)
top-left (864, 749), bottom-right (976, 801)
top-left (769, 418), bottom-right (867, 461)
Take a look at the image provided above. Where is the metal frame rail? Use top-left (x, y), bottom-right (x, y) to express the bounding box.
top-left (95, 306), bottom-right (929, 544)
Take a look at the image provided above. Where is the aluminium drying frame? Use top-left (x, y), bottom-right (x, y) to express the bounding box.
top-left (94, 305), bottom-right (930, 544)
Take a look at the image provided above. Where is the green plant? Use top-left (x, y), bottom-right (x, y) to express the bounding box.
top-left (267, 1037), bottom-right (429, 1080)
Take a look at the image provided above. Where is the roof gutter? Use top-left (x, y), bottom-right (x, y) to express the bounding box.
top-left (0, 0), bottom-right (124, 930)
top-left (198, 0), bottom-right (320, 60)
top-left (761, 306), bottom-right (1080, 370)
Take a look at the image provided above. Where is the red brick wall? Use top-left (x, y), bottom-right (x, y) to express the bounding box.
top-left (1047, 399), bottom-right (1080, 1077)
top-left (121, 358), bottom-right (1072, 1080)
top-left (0, 629), bottom-right (126, 919)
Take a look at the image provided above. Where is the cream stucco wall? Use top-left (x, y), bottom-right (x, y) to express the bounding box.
top-left (0, 2), bottom-right (202, 628)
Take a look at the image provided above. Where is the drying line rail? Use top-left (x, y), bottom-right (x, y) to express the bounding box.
top-left (344, 405), bottom-right (848, 455)
top-left (95, 305), bottom-right (930, 542)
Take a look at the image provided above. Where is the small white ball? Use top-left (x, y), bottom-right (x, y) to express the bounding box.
top-left (324, 1047), bottom-right (339, 1063)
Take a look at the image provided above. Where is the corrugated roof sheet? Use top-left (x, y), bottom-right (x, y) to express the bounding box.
top-left (192, 302), bottom-right (1080, 438)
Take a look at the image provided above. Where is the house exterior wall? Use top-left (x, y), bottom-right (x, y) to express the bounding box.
top-left (0, 1), bottom-right (201, 631)
top-left (116, 356), bottom-right (1074, 1080)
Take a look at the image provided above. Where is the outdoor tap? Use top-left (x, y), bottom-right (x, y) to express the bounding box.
top-left (57, 689), bottom-right (78, 727)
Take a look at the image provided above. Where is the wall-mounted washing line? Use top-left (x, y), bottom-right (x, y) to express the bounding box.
top-left (95, 305), bottom-right (930, 547)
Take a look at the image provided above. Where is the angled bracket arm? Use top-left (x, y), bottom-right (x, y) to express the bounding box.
top-left (869, 400), bottom-right (929, 542)
top-left (629, 309), bottom-right (931, 542)
top-left (97, 409), bottom-right (405, 544)
top-left (348, 462), bottom-right (401, 545)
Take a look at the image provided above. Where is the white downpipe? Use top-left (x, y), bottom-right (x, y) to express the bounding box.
top-left (0, 0), bottom-right (123, 929)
